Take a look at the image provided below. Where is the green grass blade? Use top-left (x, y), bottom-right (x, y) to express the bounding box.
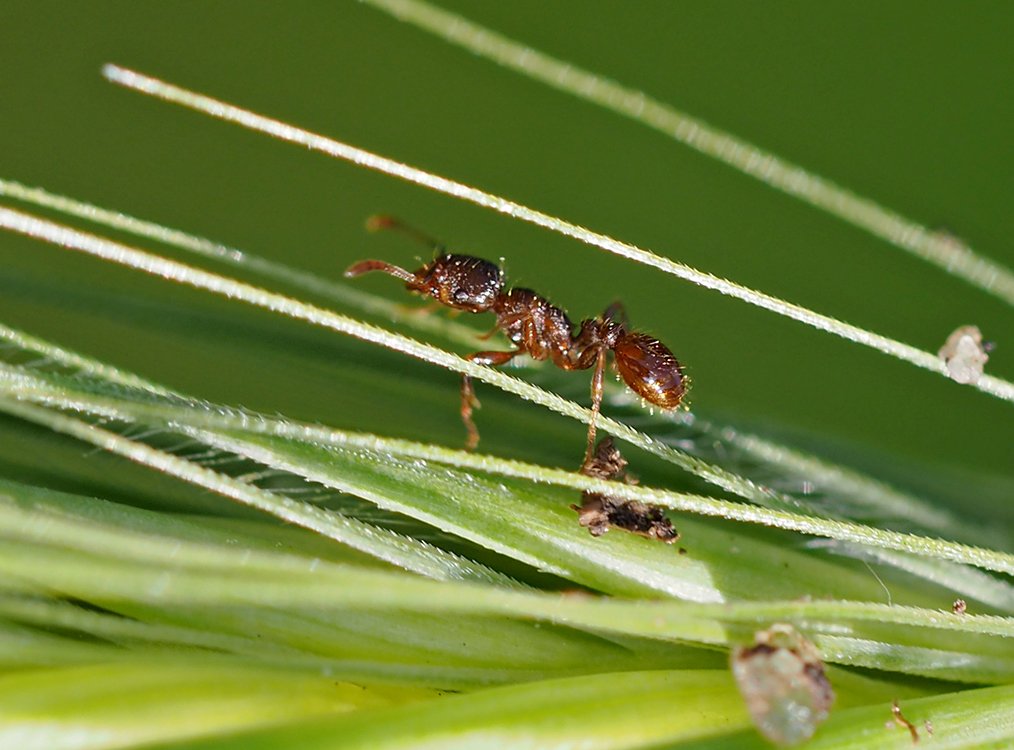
top-left (1, 460), bottom-right (1011, 683)
top-left (0, 398), bottom-right (512, 587)
top-left (98, 673), bottom-right (1014, 750)
top-left (95, 66), bottom-right (1014, 402)
top-left (6, 365), bottom-right (1010, 583)
top-left (361, 0), bottom-right (1014, 307)
top-left (0, 174), bottom-right (990, 551)
top-left (0, 480), bottom-right (721, 681)
top-left (0, 662), bottom-right (433, 750)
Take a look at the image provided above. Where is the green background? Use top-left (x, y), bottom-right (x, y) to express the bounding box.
top-left (1, 2), bottom-right (1011, 510)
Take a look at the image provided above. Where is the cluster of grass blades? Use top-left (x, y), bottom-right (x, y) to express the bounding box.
top-left (0, 3), bottom-right (1012, 748)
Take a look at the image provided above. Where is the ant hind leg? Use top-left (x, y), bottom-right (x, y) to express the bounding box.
top-left (583, 348), bottom-right (608, 465)
top-left (460, 375), bottom-right (482, 450)
top-left (460, 349), bottom-right (520, 450)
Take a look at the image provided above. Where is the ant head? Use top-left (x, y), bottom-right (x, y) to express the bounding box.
top-left (415, 254), bottom-right (504, 313)
top-left (612, 332), bottom-right (687, 410)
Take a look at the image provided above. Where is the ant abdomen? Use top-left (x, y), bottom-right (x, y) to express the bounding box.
top-left (612, 332), bottom-right (687, 409)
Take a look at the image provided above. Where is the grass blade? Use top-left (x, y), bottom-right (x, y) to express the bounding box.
top-left (7, 364), bottom-right (1012, 580)
top-left (0, 661), bottom-right (432, 750)
top-left (361, 0), bottom-right (1014, 306)
top-left (96, 64), bottom-right (1014, 403)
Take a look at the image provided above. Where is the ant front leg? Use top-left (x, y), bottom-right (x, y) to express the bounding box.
top-left (461, 349), bottom-right (520, 450)
top-left (583, 347), bottom-right (608, 465)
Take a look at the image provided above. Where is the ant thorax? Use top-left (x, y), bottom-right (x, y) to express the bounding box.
top-left (572, 317), bottom-right (624, 355)
top-left (492, 287), bottom-right (574, 363)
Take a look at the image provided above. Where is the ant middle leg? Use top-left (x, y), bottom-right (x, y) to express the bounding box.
top-left (477, 324), bottom-right (501, 341)
top-left (461, 349), bottom-right (520, 450)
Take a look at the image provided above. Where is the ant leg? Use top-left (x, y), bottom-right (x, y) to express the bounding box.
top-left (344, 259), bottom-right (417, 284)
top-left (461, 349), bottom-right (520, 450)
top-left (602, 300), bottom-right (630, 327)
top-left (366, 214), bottom-right (445, 253)
top-left (477, 324), bottom-right (501, 341)
top-left (397, 300), bottom-right (444, 317)
top-left (583, 348), bottom-right (608, 465)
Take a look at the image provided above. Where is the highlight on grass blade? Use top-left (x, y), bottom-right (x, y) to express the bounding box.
top-left (98, 63), bottom-right (1014, 403)
top-left (361, 0), bottom-right (1014, 307)
top-left (1, 177), bottom-right (1001, 559)
top-left (1, 350), bottom-right (1012, 578)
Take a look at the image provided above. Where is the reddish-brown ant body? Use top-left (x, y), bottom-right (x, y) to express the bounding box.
top-left (345, 216), bottom-right (688, 462)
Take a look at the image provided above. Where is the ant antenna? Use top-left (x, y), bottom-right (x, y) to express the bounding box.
top-left (366, 214), bottom-right (445, 253)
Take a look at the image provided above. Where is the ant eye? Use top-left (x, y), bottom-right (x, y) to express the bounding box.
top-left (453, 289), bottom-right (469, 302)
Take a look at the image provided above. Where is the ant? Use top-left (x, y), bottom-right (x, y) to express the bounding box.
top-left (345, 216), bottom-right (688, 463)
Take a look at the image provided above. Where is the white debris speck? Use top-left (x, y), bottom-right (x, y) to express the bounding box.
top-left (732, 624), bottom-right (834, 746)
top-left (938, 325), bottom-right (992, 384)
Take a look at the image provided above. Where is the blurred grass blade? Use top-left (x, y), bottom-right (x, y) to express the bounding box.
top-left (0, 662), bottom-right (433, 750)
top-left (3, 316), bottom-right (1009, 609)
top-left (1, 478), bottom-right (1012, 683)
top-left (0, 208), bottom-right (897, 525)
top-left (98, 64), bottom-right (1014, 402)
top-left (197, 670), bottom-right (743, 750)
top-left (362, 0), bottom-right (1014, 307)
top-left (0, 480), bottom-right (719, 682)
top-left (0, 177), bottom-right (477, 349)
top-left (797, 683), bottom-right (1014, 749)
top-left (83, 673), bottom-right (1014, 750)
top-left (0, 178), bottom-right (993, 551)
top-left (5, 364), bottom-right (1012, 581)
top-left (5, 473), bottom-right (1009, 638)
top-left (0, 398), bottom-right (512, 586)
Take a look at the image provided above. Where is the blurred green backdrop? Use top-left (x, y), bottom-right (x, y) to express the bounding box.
top-left (1, 2), bottom-right (1011, 512)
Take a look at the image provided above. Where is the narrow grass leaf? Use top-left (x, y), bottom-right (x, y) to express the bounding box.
top-left (362, 0), bottom-right (1014, 306)
top-left (0, 398), bottom-right (512, 587)
top-left (6, 364), bottom-right (1011, 582)
top-left (0, 661), bottom-right (431, 750)
top-left (97, 65), bottom-right (1014, 402)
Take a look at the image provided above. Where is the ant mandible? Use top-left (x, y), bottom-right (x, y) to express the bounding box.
top-left (345, 216), bottom-right (688, 464)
